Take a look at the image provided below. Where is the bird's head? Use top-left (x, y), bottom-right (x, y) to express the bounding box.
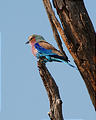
top-left (26, 34), bottom-right (45, 45)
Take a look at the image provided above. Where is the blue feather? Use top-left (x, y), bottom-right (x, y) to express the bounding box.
top-left (34, 43), bottom-right (77, 70)
top-left (35, 43), bottom-right (52, 54)
top-left (35, 43), bottom-right (57, 56)
top-left (47, 57), bottom-right (77, 70)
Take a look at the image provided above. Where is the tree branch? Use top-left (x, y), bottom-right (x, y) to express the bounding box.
top-left (37, 59), bottom-right (64, 120)
top-left (43, 0), bottom-right (96, 110)
top-left (43, 0), bottom-right (68, 61)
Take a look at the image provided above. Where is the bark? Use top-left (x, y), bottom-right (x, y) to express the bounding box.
top-left (37, 59), bottom-right (64, 120)
top-left (43, 0), bottom-right (96, 110)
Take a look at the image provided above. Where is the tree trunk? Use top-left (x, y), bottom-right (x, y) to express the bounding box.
top-left (43, 0), bottom-right (96, 110)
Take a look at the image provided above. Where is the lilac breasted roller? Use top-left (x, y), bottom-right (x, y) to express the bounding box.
top-left (26, 34), bottom-right (76, 68)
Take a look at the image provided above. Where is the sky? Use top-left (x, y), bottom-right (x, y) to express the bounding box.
top-left (0, 0), bottom-right (96, 120)
top-left (0, 32), bottom-right (1, 111)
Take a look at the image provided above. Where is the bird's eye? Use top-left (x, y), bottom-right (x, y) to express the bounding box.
top-left (30, 37), bottom-right (33, 41)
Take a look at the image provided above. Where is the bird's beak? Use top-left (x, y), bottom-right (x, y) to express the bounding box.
top-left (25, 41), bottom-right (29, 44)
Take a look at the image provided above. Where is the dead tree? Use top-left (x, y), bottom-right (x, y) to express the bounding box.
top-left (37, 0), bottom-right (96, 119)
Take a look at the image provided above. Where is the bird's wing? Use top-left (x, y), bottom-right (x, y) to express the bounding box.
top-left (34, 41), bottom-right (63, 56)
top-left (34, 42), bottom-right (53, 55)
top-left (34, 41), bottom-right (69, 62)
top-left (37, 41), bottom-right (56, 50)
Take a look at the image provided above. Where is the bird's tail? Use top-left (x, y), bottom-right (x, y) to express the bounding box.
top-left (50, 57), bottom-right (77, 70)
top-left (67, 62), bottom-right (77, 70)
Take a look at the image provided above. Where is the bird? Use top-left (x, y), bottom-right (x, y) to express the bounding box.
top-left (26, 34), bottom-right (76, 69)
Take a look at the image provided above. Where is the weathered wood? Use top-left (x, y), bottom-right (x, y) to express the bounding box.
top-left (43, 0), bottom-right (68, 61)
top-left (43, 0), bottom-right (96, 110)
top-left (37, 59), bottom-right (64, 120)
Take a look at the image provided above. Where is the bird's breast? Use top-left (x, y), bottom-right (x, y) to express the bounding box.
top-left (32, 45), bottom-right (38, 56)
